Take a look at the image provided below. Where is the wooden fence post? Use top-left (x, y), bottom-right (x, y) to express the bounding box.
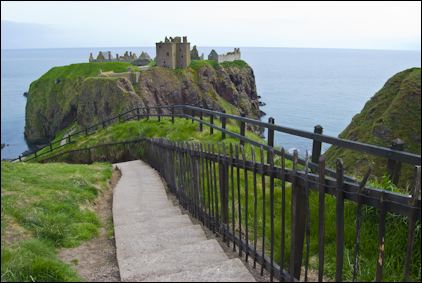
top-left (267, 117), bottom-right (275, 163)
top-left (387, 138), bottom-right (404, 185)
top-left (312, 125), bottom-right (323, 164)
top-left (240, 113), bottom-right (246, 146)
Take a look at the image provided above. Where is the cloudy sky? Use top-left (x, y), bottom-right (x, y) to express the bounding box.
top-left (1, 1), bottom-right (421, 50)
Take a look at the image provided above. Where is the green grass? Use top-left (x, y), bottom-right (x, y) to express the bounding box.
top-left (32, 116), bottom-right (264, 162)
top-left (33, 62), bottom-right (139, 82)
top-left (189, 60), bottom-right (219, 71)
top-left (220, 60), bottom-right (249, 69)
top-left (1, 161), bottom-right (112, 282)
top-left (324, 67), bottom-right (421, 189)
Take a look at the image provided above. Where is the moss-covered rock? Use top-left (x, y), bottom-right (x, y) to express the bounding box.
top-left (324, 67), bottom-right (421, 189)
top-left (24, 60), bottom-right (260, 145)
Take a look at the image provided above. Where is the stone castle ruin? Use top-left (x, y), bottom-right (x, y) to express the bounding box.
top-left (89, 36), bottom-right (241, 69)
top-left (208, 48), bottom-right (241, 63)
top-left (89, 50), bottom-right (151, 66)
top-left (156, 36), bottom-right (191, 69)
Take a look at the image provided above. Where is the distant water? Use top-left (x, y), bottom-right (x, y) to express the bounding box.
top-left (1, 47), bottom-right (420, 159)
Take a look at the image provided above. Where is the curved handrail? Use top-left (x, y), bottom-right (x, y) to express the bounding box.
top-left (15, 104), bottom-right (421, 170)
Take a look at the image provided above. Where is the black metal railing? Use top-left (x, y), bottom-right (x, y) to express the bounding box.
top-left (17, 105), bottom-right (420, 185)
top-left (142, 138), bottom-right (421, 282)
top-left (37, 135), bottom-right (421, 282)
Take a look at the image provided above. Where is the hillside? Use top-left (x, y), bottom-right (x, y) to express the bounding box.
top-left (1, 161), bottom-right (112, 281)
top-left (24, 60), bottom-right (260, 146)
top-left (324, 67), bottom-right (421, 189)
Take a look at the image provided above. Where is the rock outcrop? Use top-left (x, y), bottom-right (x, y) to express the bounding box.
top-left (25, 61), bottom-right (260, 145)
top-left (324, 68), bottom-right (421, 189)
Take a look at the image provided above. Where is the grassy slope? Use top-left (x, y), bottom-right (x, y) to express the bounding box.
top-left (26, 62), bottom-right (140, 143)
top-left (324, 68), bottom-right (421, 190)
top-left (1, 162), bottom-right (112, 282)
top-left (33, 117), bottom-right (420, 281)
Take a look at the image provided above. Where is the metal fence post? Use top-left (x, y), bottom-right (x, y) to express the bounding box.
top-left (221, 110), bottom-right (226, 140)
top-left (191, 109), bottom-right (195, 123)
top-left (387, 138), bottom-right (404, 185)
top-left (289, 151), bottom-right (306, 280)
top-left (146, 106), bottom-right (149, 120)
top-left (158, 106), bottom-right (161, 122)
top-left (137, 108), bottom-right (140, 120)
top-left (267, 117), bottom-right (275, 163)
top-left (171, 106), bottom-right (175, 124)
top-left (199, 111), bottom-right (203, 131)
top-left (210, 114), bottom-right (214, 135)
top-left (312, 125), bottom-right (323, 164)
top-left (240, 113), bottom-right (246, 146)
top-left (219, 148), bottom-right (229, 226)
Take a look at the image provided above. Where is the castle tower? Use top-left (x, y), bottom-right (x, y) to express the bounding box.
top-left (156, 40), bottom-right (176, 68)
top-left (156, 36), bottom-right (191, 69)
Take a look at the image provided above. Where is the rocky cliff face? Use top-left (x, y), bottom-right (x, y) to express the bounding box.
top-left (324, 68), bottom-right (421, 189)
top-left (25, 61), bottom-right (260, 145)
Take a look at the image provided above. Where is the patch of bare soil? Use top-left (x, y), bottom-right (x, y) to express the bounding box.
top-left (59, 166), bottom-right (122, 282)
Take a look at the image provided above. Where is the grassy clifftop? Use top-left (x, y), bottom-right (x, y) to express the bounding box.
top-left (325, 68), bottom-right (421, 189)
top-left (25, 60), bottom-right (260, 146)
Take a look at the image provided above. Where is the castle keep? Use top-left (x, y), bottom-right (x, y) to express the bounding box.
top-left (156, 36), bottom-right (191, 69)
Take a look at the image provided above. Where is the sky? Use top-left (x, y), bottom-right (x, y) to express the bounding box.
top-left (1, 1), bottom-right (421, 50)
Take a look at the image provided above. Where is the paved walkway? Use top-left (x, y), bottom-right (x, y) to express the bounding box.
top-left (113, 160), bottom-right (256, 282)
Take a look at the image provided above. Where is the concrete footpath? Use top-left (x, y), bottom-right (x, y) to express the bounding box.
top-left (113, 160), bottom-right (256, 282)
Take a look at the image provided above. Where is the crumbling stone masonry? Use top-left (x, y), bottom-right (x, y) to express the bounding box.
top-left (89, 50), bottom-right (152, 66)
top-left (156, 36), bottom-right (191, 69)
top-left (208, 48), bottom-right (241, 63)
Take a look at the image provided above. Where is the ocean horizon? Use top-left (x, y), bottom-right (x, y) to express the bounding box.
top-left (1, 47), bottom-right (420, 159)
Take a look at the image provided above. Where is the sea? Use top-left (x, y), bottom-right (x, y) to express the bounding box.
top-left (1, 47), bottom-right (420, 159)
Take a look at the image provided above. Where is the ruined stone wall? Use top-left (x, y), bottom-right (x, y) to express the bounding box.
top-left (176, 42), bottom-right (191, 68)
top-left (217, 50), bottom-right (241, 63)
top-left (156, 42), bottom-right (176, 69)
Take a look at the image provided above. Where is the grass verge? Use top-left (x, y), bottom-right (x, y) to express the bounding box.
top-left (1, 161), bottom-right (112, 281)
